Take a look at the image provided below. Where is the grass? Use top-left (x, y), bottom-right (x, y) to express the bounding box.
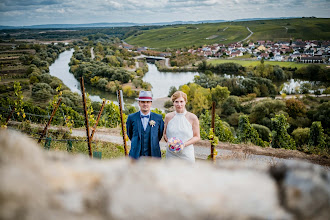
top-left (46, 139), bottom-right (126, 159)
top-left (207, 59), bottom-right (327, 68)
top-left (125, 18), bottom-right (330, 50)
top-left (126, 23), bottom-right (248, 50)
top-left (11, 121), bottom-right (127, 159)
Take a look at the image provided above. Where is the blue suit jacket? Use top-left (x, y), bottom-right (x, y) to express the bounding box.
top-left (126, 111), bottom-right (164, 159)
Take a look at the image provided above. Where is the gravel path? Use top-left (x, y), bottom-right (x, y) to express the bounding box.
top-left (8, 121), bottom-right (329, 166)
top-left (71, 129), bottom-right (300, 165)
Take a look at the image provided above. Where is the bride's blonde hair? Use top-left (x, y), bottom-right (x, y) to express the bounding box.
top-left (171, 91), bottom-right (187, 102)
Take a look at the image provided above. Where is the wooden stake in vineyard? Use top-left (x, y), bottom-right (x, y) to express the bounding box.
top-left (5, 106), bottom-right (16, 125)
top-left (90, 100), bottom-right (106, 141)
top-left (117, 90), bottom-right (128, 156)
top-left (38, 98), bottom-right (62, 143)
top-left (80, 77), bottom-right (92, 158)
top-left (210, 101), bottom-right (216, 162)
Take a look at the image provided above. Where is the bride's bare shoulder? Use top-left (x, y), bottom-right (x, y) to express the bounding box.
top-left (165, 112), bottom-right (176, 122)
top-left (186, 111), bottom-right (198, 120)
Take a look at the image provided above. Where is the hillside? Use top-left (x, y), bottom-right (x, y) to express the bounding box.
top-left (125, 18), bottom-right (330, 50)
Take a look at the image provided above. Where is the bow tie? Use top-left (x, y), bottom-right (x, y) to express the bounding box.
top-left (141, 115), bottom-right (150, 118)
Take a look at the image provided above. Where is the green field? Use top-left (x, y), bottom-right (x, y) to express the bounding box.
top-left (207, 59), bottom-right (327, 68)
top-left (125, 18), bottom-right (330, 50)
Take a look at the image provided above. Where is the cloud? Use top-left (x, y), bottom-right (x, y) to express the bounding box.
top-left (0, 0), bottom-right (329, 26)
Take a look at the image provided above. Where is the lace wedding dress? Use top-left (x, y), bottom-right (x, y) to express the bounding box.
top-left (166, 110), bottom-right (195, 163)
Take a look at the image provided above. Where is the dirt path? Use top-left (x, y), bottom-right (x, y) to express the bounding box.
top-left (238, 27), bottom-right (253, 43)
top-left (70, 127), bottom-right (329, 167)
top-left (8, 122), bottom-right (330, 167)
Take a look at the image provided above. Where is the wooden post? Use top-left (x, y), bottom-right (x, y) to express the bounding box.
top-left (80, 77), bottom-right (92, 158)
top-left (117, 90), bottom-right (128, 156)
top-left (211, 101), bottom-right (216, 162)
top-left (38, 98), bottom-right (62, 143)
top-left (5, 106), bottom-right (15, 124)
top-left (90, 100), bottom-right (105, 140)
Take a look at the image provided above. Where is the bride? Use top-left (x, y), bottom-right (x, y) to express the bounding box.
top-left (164, 91), bottom-right (200, 163)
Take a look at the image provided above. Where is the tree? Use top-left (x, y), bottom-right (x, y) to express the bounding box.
top-left (32, 83), bottom-right (53, 101)
top-left (199, 110), bottom-right (235, 143)
top-left (237, 115), bottom-right (265, 147)
top-left (252, 124), bottom-right (271, 142)
top-left (308, 121), bottom-right (326, 148)
top-left (210, 85), bottom-right (230, 108)
top-left (300, 83), bottom-right (312, 94)
top-left (249, 99), bottom-right (286, 129)
top-left (221, 96), bottom-right (240, 116)
top-left (285, 98), bottom-right (306, 119)
top-left (168, 86), bottom-right (177, 97)
top-left (292, 127), bottom-right (310, 147)
top-left (270, 114), bottom-right (296, 149)
top-left (323, 87), bottom-right (330, 96)
top-left (312, 101), bottom-right (330, 134)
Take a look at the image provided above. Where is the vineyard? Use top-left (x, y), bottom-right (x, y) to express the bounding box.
top-left (0, 31), bottom-right (329, 162)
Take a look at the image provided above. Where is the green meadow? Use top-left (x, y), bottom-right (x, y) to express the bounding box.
top-left (125, 18), bottom-right (330, 50)
top-left (207, 59), bottom-right (327, 68)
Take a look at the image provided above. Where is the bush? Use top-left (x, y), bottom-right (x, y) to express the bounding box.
top-left (252, 124), bottom-right (271, 142)
top-left (168, 86), bottom-right (177, 97)
top-left (200, 110), bottom-right (235, 143)
top-left (270, 114), bottom-right (296, 149)
top-left (164, 100), bottom-right (173, 108)
top-left (237, 115), bottom-right (265, 147)
top-left (31, 83), bottom-right (53, 101)
top-left (122, 85), bottom-right (136, 98)
top-left (292, 127), bottom-right (310, 147)
top-left (151, 108), bottom-right (165, 119)
top-left (308, 121), bottom-right (326, 148)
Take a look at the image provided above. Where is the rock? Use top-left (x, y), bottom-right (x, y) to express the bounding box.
top-left (0, 130), bottom-right (329, 220)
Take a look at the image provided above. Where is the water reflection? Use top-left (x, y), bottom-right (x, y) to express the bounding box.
top-left (280, 79), bottom-right (321, 94)
top-left (142, 63), bottom-right (199, 98)
top-left (49, 49), bottom-right (134, 104)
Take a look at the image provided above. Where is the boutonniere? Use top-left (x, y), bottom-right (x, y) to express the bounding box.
top-left (149, 120), bottom-right (156, 127)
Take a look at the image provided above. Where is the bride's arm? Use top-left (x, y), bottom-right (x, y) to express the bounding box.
top-left (163, 114), bottom-right (169, 142)
top-left (183, 114), bottom-right (200, 147)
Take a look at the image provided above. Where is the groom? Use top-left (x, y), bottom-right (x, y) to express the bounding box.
top-left (126, 91), bottom-right (164, 159)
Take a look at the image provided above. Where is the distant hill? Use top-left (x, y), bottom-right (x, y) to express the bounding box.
top-left (1, 18), bottom-right (300, 30)
top-left (125, 18), bottom-right (330, 50)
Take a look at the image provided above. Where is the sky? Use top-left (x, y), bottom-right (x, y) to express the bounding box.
top-left (0, 0), bottom-right (329, 26)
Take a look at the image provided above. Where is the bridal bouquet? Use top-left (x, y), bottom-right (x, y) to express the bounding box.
top-left (168, 137), bottom-right (184, 153)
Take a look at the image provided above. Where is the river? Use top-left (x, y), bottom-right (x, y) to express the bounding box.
top-left (49, 49), bottom-right (199, 104)
top-left (49, 49), bottom-right (323, 106)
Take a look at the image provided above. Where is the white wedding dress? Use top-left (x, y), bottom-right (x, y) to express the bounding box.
top-left (166, 110), bottom-right (195, 163)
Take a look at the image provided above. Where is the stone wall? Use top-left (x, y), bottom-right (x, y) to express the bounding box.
top-left (0, 130), bottom-right (329, 220)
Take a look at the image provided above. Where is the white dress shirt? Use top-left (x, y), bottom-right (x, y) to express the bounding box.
top-left (140, 111), bottom-right (150, 131)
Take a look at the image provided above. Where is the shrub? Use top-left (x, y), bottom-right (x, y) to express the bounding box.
top-left (285, 98), bottom-right (307, 119)
top-left (200, 110), bottom-right (235, 143)
top-left (31, 83), bottom-right (53, 101)
top-left (168, 86), bottom-right (177, 97)
top-left (252, 124), bottom-right (271, 142)
top-left (292, 127), bottom-right (310, 147)
top-left (151, 108), bottom-right (165, 119)
top-left (270, 114), bottom-right (296, 149)
top-left (308, 121), bottom-right (326, 148)
top-left (164, 100), bottom-right (173, 108)
top-left (237, 115), bottom-right (265, 147)
top-left (122, 85), bottom-right (136, 98)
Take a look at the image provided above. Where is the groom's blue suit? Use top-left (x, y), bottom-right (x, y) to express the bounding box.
top-left (126, 111), bottom-right (164, 159)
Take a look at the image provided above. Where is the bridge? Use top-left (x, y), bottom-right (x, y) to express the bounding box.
top-left (144, 56), bottom-right (166, 64)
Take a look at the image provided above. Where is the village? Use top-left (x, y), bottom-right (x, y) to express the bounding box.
top-left (123, 39), bottom-right (330, 64)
